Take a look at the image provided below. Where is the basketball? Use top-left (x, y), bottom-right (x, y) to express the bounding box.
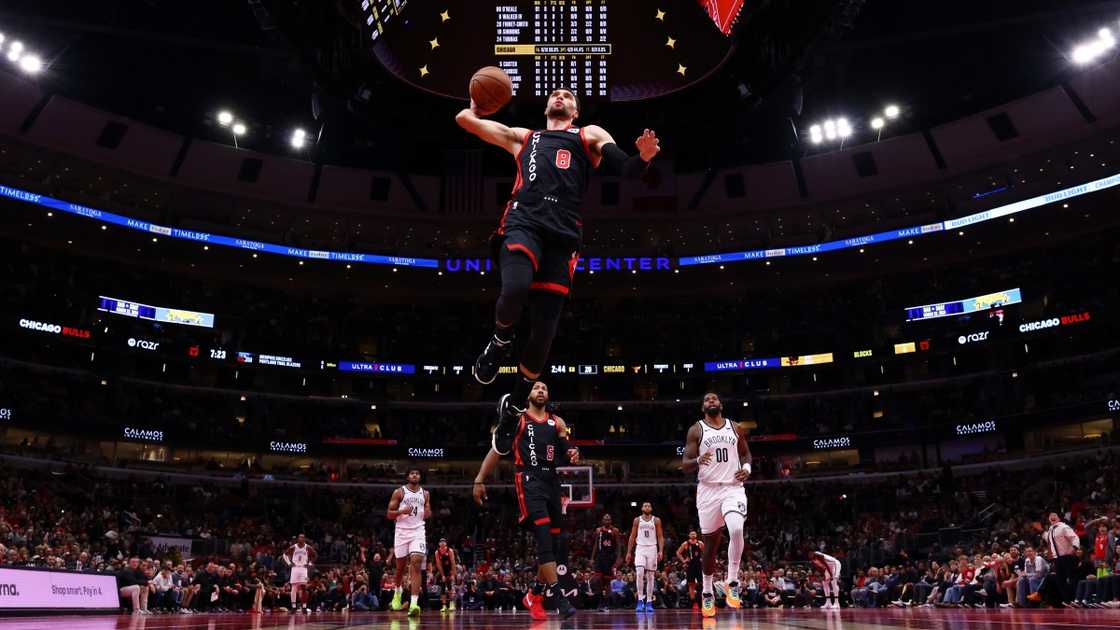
top-left (469, 66), bottom-right (513, 115)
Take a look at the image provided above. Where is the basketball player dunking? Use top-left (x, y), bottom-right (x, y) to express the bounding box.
top-left (811, 550), bottom-right (843, 609)
top-left (625, 502), bottom-right (664, 613)
top-left (387, 467), bottom-right (430, 617)
top-left (456, 90), bottom-right (660, 447)
top-left (472, 381), bottom-right (580, 620)
top-left (592, 514), bottom-right (621, 611)
top-left (675, 530), bottom-right (705, 611)
top-left (434, 538), bottom-right (458, 613)
top-left (284, 533), bottom-right (316, 613)
top-left (681, 392), bottom-right (752, 619)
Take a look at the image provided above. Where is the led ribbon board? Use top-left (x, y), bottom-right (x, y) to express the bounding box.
top-left (0, 185), bottom-right (437, 268)
top-left (678, 172), bottom-right (1120, 268)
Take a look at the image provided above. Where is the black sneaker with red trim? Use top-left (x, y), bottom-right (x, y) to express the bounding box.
top-left (473, 334), bottom-right (514, 385)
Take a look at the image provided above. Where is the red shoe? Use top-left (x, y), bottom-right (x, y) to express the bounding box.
top-left (524, 593), bottom-right (548, 620)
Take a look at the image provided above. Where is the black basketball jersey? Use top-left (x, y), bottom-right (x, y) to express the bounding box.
top-left (499, 126), bottom-right (597, 241)
top-left (685, 540), bottom-right (703, 564)
top-left (595, 527), bottom-right (617, 556)
top-left (512, 411), bottom-right (564, 474)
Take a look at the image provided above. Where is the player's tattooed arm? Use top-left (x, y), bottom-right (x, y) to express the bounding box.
top-left (386, 488), bottom-right (404, 520)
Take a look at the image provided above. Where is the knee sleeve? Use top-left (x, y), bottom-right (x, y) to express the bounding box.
top-left (533, 524), bottom-right (556, 565)
top-left (496, 248), bottom-right (534, 327)
top-left (520, 292), bottom-right (565, 374)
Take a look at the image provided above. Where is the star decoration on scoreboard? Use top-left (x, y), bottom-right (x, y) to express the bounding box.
top-left (677, 64), bottom-right (687, 76)
top-left (656, 9), bottom-right (666, 21)
top-left (417, 9), bottom-right (452, 80)
top-left (666, 36), bottom-right (677, 49)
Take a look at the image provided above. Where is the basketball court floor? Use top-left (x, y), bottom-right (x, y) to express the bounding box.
top-left (2, 608), bottom-right (1120, 629)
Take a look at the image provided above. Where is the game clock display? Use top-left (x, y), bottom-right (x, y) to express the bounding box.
top-left (364, 0), bottom-right (734, 102)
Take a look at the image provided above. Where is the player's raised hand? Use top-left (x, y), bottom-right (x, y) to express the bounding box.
top-left (635, 129), bottom-right (660, 161)
top-left (473, 482), bottom-right (488, 506)
top-left (697, 451), bottom-right (713, 466)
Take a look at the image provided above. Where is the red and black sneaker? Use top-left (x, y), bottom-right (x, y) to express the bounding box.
top-left (523, 592), bottom-right (547, 621)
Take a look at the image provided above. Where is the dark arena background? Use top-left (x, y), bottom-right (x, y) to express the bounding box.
top-left (1, 0), bottom-right (1120, 628)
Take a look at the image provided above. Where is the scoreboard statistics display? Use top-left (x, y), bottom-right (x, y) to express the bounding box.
top-left (364, 0), bottom-right (735, 102)
top-left (494, 2), bottom-right (610, 98)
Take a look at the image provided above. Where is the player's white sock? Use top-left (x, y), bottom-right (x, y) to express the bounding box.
top-left (290, 589), bottom-right (298, 608)
top-left (823, 580), bottom-right (832, 605)
top-left (702, 574), bottom-right (713, 596)
top-left (636, 566), bottom-right (646, 601)
top-left (410, 594), bottom-right (419, 607)
top-left (645, 570), bottom-right (655, 601)
top-left (725, 511), bottom-right (745, 585)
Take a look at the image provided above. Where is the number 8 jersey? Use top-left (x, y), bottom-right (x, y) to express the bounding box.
top-left (499, 127), bottom-right (597, 242)
top-left (697, 418), bottom-right (741, 485)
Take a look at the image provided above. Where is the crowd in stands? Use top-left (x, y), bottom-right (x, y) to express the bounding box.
top-left (1, 447), bottom-right (1119, 613)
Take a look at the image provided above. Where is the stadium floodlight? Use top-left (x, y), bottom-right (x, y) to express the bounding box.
top-left (809, 124), bottom-right (823, 144)
top-left (231, 122), bottom-right (247, 136)
top-left (885, 104), bottom-right (901, 119)
top-left (871, 117), bottom-right (885, 130)
top-left (290, 128), bottom-right (307, 149)
top-left (18, 54), bottom-right (42, 74)
top-left (823, 119), bottom-right (837, 140)
top-left (1072, 27), bottom-right (1117, 65)
top-left (217, 111), bottom-right (234, 126)
top-left (6, 41), bottom-right (23, 62)
top-left (837, 118), bottom-right (852, 138)
top-left (0, 33), bottom-right (5, 45)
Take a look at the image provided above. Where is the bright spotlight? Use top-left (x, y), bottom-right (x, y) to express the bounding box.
top-left (823, 119), bottom-right (837, 140)
top-left (0, 34), bottom-right (6, 45)
top-left (231, 122), bottom-right (247, 136)
top-left (885, 104), bottom-right (900, 119)
top-left (809, 124), bottom-right (823, 144)
top-left (18, 54), bottom-right (42, 74)
top-left (290, 128), bottom-right (307, 149)
top-left (9, 41), bottom-right (23, 54)
top-left (6, 44), bottom-right (23, 63)
top-left (1100, 27), bottom-right (1116, 43)
top-left (837, 118), bottom-right (852, 138)
top-left (870, 117), bottom-right (885, 130)
top-left (217, 111), bottom-right (234, 126)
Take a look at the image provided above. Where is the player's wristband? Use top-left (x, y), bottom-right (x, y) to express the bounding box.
top-left (741, 463), bottom-right (752, 475)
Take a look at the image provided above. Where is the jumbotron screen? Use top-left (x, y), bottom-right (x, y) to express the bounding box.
top-left (362, 0), bottom-right (736, 102)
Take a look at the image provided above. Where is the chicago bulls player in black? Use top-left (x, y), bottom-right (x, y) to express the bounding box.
top-left (456, 88), bottom-right (661, 448)
top-left (472, 381), bottom-right (580, 621)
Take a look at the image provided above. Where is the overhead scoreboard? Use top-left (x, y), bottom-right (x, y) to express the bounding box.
top-left (364, 0), bottom-right (734, 102)
top-left (494, 2), bottom-right (609, 98)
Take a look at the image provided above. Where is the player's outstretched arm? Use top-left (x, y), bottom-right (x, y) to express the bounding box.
top-left (455, 101), bottom-right (530, 156)
top-left (583, 125), bottom-right (660, 178)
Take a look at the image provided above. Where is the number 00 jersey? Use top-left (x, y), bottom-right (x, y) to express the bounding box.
top-left (696, 419), bottom-right (741, 485)
top-left (499, 127), bottom-right (597, 242)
